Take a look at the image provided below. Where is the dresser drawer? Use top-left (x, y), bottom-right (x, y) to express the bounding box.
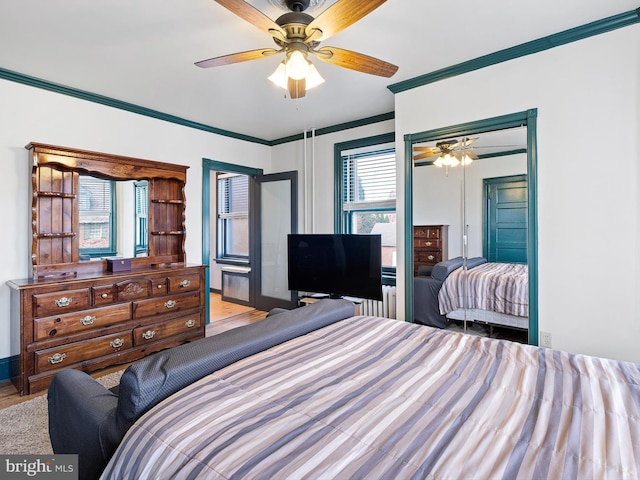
top-left (133, 312), bottom-right (202, 345)
top-left (415, 250), bottom-right (443, 264)
top-left (116, 278), bottom-right (151, 301)
top-left (35, 331), bottom-right (132, 373)
top-left (413, 237), bottom-right (442, 250)
top-left (133, 291), bottom-right (201, 318)
top-left (168, 273), bottom-right (201, 294)
top-left (33, 303), bottom-right (132, 341)
top-left (414, 227), bottom-right (441, 239)
top-left (151, 278), bottom-right (168, 296)
top-left (92, 284), bottom-right (116, 306)
top-left (33, 288), bottom-right (91, 318)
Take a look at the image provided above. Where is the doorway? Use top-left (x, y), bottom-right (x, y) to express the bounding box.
top-left (202, 159), bottom-right (298, 323)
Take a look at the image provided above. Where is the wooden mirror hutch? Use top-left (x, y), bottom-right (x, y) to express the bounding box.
top-left (8, 143), bottom-right (206, 395)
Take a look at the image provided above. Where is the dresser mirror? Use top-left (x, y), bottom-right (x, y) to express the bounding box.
top-left (405, 110), bottom-right (538, 343)
top-left (78, 176), bottom-right (149, 260)
top-left (27, 142), bottom-right (188, 278)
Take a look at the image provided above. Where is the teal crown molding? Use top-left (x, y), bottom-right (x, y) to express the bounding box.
top-left (388, 8), bottom-right (640, 94)
top-left (0, 67), bottom-right (271, 145)
top-left (269, 112), bottom-right (395, 145)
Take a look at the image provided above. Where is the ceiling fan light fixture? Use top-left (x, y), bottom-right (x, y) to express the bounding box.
top-left (285, 50), bottom-right (310, 80)
top-left (269, 58), bottom-right (324, 93)
top-left (305, 63), bottom-right (324, 89)
top-left (268, 61), bottom-right (289, 89)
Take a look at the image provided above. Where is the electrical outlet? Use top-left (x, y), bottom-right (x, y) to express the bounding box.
top-left (540, 331), bottom-right (552, 348)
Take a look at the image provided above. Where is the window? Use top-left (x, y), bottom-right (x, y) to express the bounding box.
top-left (217, 173), bottom-right (249, 260)
top-left (79, 176), bottom-right (116, 257)
top-left (134, 180), bottom-right (149, 256)
top-left (337, 137), bottom-right (396, 283)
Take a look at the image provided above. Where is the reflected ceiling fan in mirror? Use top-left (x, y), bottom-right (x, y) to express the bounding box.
top-left (413, 138), bottom-right (479, 176)
top-left (196, 0), bottom-right (399, 99)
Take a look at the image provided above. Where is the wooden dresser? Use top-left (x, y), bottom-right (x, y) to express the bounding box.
top-left (413, 225), bottom-right (449, 275)
top-left (8, 265), bottom-right (205, 395)
top-left (7, 143), bottom-right (206, 395)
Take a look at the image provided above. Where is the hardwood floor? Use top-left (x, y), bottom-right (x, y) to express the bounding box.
top-left (0, 293), bottom-right (267, 409)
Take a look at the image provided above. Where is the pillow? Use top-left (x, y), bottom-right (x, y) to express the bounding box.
top-left (431, 257), bottom-right (464, 281)
top-left (465, 257), bottom-right (487, 269)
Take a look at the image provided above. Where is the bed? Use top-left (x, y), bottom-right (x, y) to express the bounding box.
top-left (439, 262), bottom-right (529, 330)
top-left (100, 314), bottom-right (640, 479)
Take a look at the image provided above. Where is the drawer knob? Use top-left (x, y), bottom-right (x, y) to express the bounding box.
top-left (428, 255), bottom-right (435, 261)
top-left (179, 279), bottom-right (191, 288)
top-left (185, 319), bottom-right (196, 328)
top-left (54, 297), bottom-right (72, 308)
top-left (48, 352), bottom-right (66, 364)
top-left (164, 300), bottom-right (176, 309)
top-left (425, 241), bottom-right (432, 247)
top-left (101, 293), bottom-right (109, 299)
top-left (80, 315), bottom-right (96, 326)
top-left (157, 284), bottom-right (164, 289)
top-left (110, 338), bottom-right (124, 349)
top-left (142, 330), bottom-right (155, 340)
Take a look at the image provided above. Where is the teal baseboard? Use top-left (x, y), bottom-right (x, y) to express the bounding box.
top-left (0, 355), bottom-right (18, 383)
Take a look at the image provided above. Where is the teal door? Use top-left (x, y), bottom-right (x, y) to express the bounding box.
top-left (483, 175), bottom-right (528, 263)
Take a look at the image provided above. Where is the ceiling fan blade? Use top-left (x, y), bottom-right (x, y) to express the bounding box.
top-left (466, 151), bottom-right (479, 160)
top-left (214, 0), bottom-right (286, 38)
top-left (314, 47), bottom-right (398, 77)
top-left (413, 146), bottom-right (440, 153)
top-left (459, 137), bottom-right (479, 147)
top-left (288, 77), bottom-right (306, 99)
top-left (413, 151), bottom-right (439, 161)
top-left (305, 0), bottom-right (387, 41)
top-left (195, 48), bottom-right (279, 68)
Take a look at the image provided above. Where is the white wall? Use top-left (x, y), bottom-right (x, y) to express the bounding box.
top-left (270, 120), bottom-right (395, 234)
top-left (396, 25), bottom-right (640, 362)
top-left (0, 79), bottom-right (271, 360)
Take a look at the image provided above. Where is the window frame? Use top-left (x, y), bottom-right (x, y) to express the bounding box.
top-left (334, 132), bottom-right (396, 285)
top-left (216, 172), bottom-right (250, 263)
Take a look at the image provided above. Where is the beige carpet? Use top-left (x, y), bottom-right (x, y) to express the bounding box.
top-left (0, 370), bottom-right (123, 454)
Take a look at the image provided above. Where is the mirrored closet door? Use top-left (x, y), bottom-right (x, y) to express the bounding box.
top-left (408, 112), bottom-right (536, 344)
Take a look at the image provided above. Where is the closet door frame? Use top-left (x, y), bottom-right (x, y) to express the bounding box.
top-left (403, 109), bottom-right (539, 345)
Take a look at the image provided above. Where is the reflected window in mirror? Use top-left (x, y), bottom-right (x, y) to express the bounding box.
top-left (79, 176), bottom-right (116, 258)
top-left (340, 147), bottom-right (397, 280)
top-left (134, 180), bottom-right (149, 257)
top-left (217, 173), bottom-right (249, 261)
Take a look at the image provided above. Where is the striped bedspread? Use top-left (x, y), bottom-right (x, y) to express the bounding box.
top-left (439, 262), bottom-right (529, 317)
top-left (102, 316), bottom-right (640, 479)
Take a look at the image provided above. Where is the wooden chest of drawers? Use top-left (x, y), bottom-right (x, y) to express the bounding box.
top-left (8, 265), bottom-right (206, 395)
top-left (413, 225), bottom-right (449, 275)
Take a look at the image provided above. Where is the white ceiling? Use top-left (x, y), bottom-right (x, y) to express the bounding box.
top-left (1, 0), bottom-right (636, 141)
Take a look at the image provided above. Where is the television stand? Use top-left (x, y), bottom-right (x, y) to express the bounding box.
top-left (299, 295), bottom-right (362, 316)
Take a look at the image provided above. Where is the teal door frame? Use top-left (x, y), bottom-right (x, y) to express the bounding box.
top-left (404, 109), bottom-right (539, 345)
top-left (202, 158), bottom-right (264, 324)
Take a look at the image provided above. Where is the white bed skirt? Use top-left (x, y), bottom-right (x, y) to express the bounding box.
top-left (446, 308), bottom-right (528, 330)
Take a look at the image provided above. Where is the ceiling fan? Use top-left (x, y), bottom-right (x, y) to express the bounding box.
top-left (413, 138), bottom-right (480, 165)
top-left (196, 0), bottom-right (399, 99)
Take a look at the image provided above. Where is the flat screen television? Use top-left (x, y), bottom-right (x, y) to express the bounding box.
top-left (287, 234), bottom-right (383, 301)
